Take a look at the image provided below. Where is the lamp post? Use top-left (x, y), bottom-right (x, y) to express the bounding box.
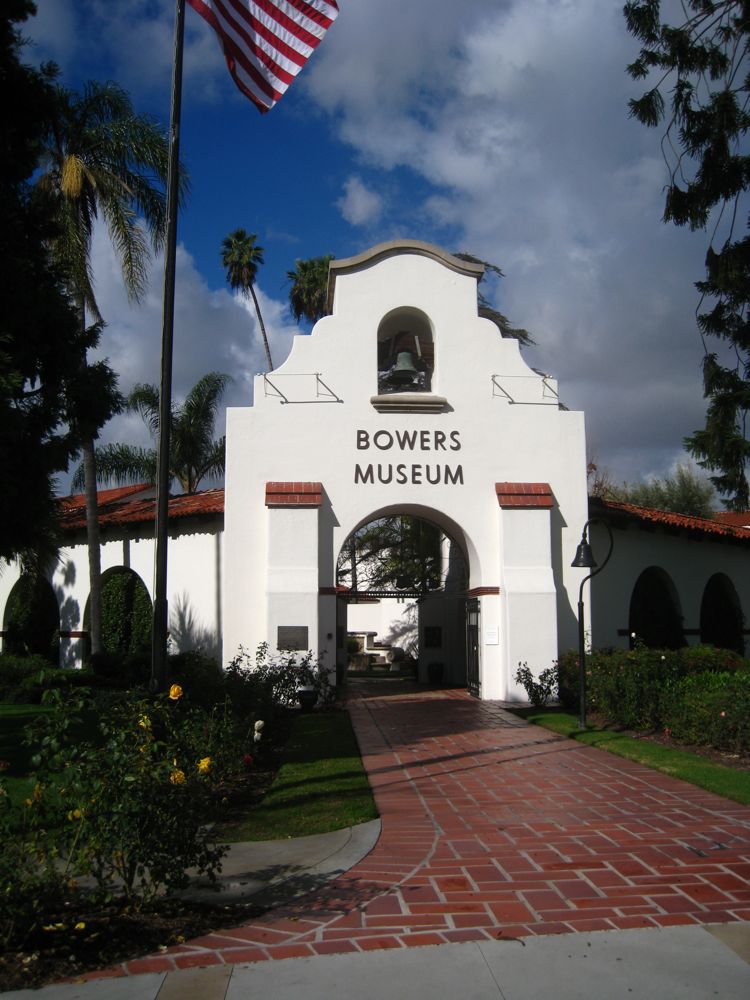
top-left (571, 518), bottom-right (614, 729)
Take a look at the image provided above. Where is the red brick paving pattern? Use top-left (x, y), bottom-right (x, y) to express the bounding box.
top-left (113, 685), bottom-right (750, 977)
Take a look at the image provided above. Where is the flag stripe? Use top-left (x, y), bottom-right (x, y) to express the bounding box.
top-left (188, 0), bottom-right (338, 112)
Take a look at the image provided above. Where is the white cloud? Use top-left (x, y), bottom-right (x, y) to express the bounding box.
top-left (59, 219), bottom-right (298, 494)
top-left (304, 0), bottom-right (716, 489)
top-left (337, 176), bottom-right (384, 227)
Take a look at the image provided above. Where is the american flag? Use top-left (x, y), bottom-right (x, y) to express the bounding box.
top-left (187, 0), bottom-right (339, 113)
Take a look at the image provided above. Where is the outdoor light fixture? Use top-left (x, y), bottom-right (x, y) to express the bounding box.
top-left (571, 518), bottom-right (613, 729)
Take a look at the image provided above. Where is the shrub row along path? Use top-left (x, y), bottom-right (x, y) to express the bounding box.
top-left (109, 682), bottom-right (750, 978)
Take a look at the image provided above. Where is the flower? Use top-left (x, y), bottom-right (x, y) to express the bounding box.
top-left (67, 808), bottom-right (82, 821)
top-left (168, 684), bottom-right (183, 701)
top-left (720, 710), bottom-right (727, 718)
top-left (197, 756), bottom-right (211, 774)
top-left (75, 922), bottom-right (86, 931)
top-left (138, 714), bottom-right (151, 730)
top-left (254, 720), bottom-right (265, 732)
top-left (243, 753), bottom-right (254, 768)
top-left (169, 769), bottom-right (186, 785)
top-left (254, 732), bottom-right (262, 743)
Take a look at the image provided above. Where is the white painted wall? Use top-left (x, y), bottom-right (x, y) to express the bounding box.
top-left (0, 519), bottom-right (223, 667)
top-left (590, 520), bottom-right (750, 657)
top-left (223, 241), bottom-right (591, 700)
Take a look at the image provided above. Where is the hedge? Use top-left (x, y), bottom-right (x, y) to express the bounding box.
top-left (557, 645), bottom-right (750, 753)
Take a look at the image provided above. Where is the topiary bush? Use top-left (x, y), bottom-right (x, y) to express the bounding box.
top-left (99, 570), bottom-right (152, 656)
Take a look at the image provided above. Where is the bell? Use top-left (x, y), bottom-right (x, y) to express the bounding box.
top-left (389, 350), bottom-right (418, 386)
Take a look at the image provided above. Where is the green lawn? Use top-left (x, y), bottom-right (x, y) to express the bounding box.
top-left (217, 709), bottom-right (378, 842)
top-left (512, 707), bottom-right (750, 805)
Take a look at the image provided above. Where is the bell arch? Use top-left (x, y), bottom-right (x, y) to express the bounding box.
top-left (700, 572), bottom-right (744, 654)
top-left (629, 566), bottom-right (685, 649)
top-left (377, 307), bottom-right (434, 394)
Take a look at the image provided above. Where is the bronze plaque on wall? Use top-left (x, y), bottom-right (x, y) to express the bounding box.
top-left (277, 626), bottom-right (308, 651)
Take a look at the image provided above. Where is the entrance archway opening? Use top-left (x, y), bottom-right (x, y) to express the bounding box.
top-left (336, 512), bottom-right (470, 687)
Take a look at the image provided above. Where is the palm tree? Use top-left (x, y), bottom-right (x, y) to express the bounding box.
top-left (73, 373), bottom-right (231, 495)
top-left (287, 251), bottom-right (533, 345)
top-left (221, 229), bottom-right (273, 371)
top-left (37, 80), bottom-right (181, 654)
top-left (287, 254), bottom-right (334, 324)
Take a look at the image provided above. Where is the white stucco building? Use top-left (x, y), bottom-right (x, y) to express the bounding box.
top-left (2, 241), bottom-right (749, 697)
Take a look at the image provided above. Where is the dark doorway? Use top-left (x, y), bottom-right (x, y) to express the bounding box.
top-left (700, 573), bottom-right (744, 654)
top-left (466, 598), bottom-right (480, 697)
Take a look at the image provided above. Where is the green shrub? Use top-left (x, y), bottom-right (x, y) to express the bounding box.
top-left (168, 651), bottom-right (225, 710)
top-left (585, 646), bottom-right (681, 730)
top-left (228, 643), bottom-right (335, 711)
top-left (662, 670), bottom-right (750, 753)
top-left (0, 654), bottom-right (55, 701)
top-left (556, 650), bottom-right (580, 711)
top-left (88, 649), bottom-right (151, 688)
top-left (515, 662), bottom-right (557, 707)
top-left (556, 645), bottom-right (750, 751)
top-left (17, 684), bottom-right (238, 910)
top-left (674, 645), bottom-right (745, 675)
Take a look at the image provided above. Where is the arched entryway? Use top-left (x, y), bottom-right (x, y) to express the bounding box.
top-left (700, 573), bottom-right (744, 654)
top-left (336, 509), bottom-right (471, 689)
top-left (629, 566), bottom-right (685, 649)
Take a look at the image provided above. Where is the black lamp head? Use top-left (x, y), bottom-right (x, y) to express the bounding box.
top-left (571, 537), bottom-right (597, 569)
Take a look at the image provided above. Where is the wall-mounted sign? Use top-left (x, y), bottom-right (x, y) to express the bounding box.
top-left (354, 428), bottom-right (464, 485)
top-left (277, 626), bottom-right (308, 651)
top-left (484, 626), bottom-right (499, 645)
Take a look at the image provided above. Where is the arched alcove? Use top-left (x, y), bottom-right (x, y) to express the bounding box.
top-left (2, 574), bottom-right (59, 662)
top-left (629, 566), bottom-right (685, 649)
top-left (376, 307), bottom-right (434, 394)
top-left (84, 567), bottom-right (152, 655)
top-left (700, 573), bottom-right (744, 654)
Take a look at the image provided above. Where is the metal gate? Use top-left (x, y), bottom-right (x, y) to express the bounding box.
top-left (466, 597), bottom-right (480, 697)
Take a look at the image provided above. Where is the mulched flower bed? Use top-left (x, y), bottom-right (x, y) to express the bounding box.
top-left (0, 712), bottom-right (293, 992)
top-left (0, 897), bottom-right (269, 992)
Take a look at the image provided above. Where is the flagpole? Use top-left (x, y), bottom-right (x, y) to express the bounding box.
top-left (151, 0), bottom-right (186, 692)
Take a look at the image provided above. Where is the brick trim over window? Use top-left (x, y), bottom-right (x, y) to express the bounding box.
top-left (495, 482), bottom-right (553, 509)
top-left (265, 482), bottom-right (323, 507)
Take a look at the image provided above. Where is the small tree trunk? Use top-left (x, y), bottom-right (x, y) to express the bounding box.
top-left (83, 436), bottom-right (103, 656)
top-left (76, 294), bottom-right (103, 658)
top-left (250, 284), bottom-right (273, 371)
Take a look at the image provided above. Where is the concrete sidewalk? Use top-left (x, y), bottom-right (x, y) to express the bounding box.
top-left (5, 923), bottom-right (750, 998)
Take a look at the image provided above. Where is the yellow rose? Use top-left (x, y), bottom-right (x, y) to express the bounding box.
top-left (138, 715), bottom-right (151, 730)
top-left (168, 684), bottom-right (183, 701)
top-left (169, 768), bottom-right (186, 785)
top-left (197, 756), bottom-right (212, 774)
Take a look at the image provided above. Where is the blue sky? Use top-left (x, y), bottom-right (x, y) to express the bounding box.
top-left (25, 0), bottom-right (720, 496)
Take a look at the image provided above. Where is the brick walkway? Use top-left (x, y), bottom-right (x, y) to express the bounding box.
top-left (115, 683), bottom-right (750, 976)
